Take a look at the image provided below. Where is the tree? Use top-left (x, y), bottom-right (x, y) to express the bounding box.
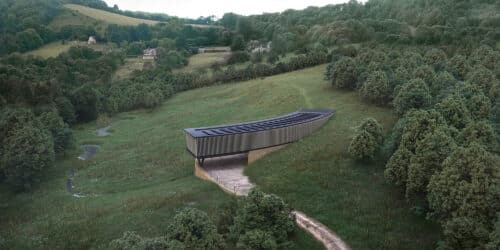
top-left (424, 48), bottom-right (447, 70)
top-left (468, 93), bottom-right (491, 120)
top-left (393, 79), bottom-right (432, 115)
top-left (37, 110), bottom-right (73, 154)
top-left (435, 94), bottom-right (471, 129)
top-left (438, 216), bottom-right (491, 250)
top-left (230, 189), bottom-right (296, 249)
top-left (486, 214), bottom-right (500, 250)
top-left (433, 71), bottom-right (457, 97)
top-left (360, 70), bottom-right (390, 104)
top-left (384, 146), bottom-right (413, 187)
top-left (330, 57), bottom-right (357, 89)
top-left (427, 144), bottom-right (498, 222)
top-left (413, 65), bottom-right (436, 88)
top-left (71, 85), bottom-right (99, 122)
top-left (358, 117), bottom-right (384, 145)
top-left (348, 130), bottom-right (378, 160)
top-left (15, 28), bottom-right (43, 52)
top-left (166, 208), bottom-right (224, 250)
top-left (405, 127), bottom-right (456, 200)
top-left (399, 109), bottom-right (446, 152)
top-left (54, 96), bottom-right (76, 125)
top-left (466, 65), bottom-right (496, 93)
top-left (231, 35), bottom-right (245, 51)
top-left (459, 121), bottom-right (496, 151)
top-left (449, 54), bottom-right (470, 80)
top-left (1, 123), bottom-right (54, 190)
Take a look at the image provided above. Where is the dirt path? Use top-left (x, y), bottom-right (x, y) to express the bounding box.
top-left (196, 154), bottom-right (350, 250)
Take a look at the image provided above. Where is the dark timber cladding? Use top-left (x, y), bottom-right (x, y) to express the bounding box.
top-left (184, 109), bottom-right (335, 160)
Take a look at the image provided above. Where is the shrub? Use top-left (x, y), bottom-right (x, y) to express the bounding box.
top-left (166, 208), bottom-right (224, 250)
top-left (348, 130), bottom-right (378, 160)
top-left (358, 118), bottom-right (384, 145)
top-left (1, 123), bottom-right (54, 190)
top-left (230, 189), bottom-right (296, 249)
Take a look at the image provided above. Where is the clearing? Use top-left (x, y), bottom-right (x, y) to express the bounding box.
top-left (0, 65), bottom-right (438, 249)
top-left (113, 57), bottom-right (145, 81)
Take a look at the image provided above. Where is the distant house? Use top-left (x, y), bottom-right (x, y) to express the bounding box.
top-left (87, 36), bottom-right (97, 45)
top-left (198, 47), bottom-right (231, 53)
top-left (143, 48), bottom-right (158, 60)
top-left (249, 41), bottom-right (271, 53)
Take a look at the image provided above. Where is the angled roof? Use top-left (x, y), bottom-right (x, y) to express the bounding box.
top-left (184, 109), bottom-right (335, 138)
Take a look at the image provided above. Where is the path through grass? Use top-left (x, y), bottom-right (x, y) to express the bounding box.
top-left (0, 65), bottom-right (438, 249)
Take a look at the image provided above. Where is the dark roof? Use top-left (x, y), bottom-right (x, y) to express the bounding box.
top-left (184, 109), bottom-right (335, 138)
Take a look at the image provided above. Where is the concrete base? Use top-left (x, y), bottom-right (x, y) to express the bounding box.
top-left (247, 144), bottom-right (288, 164)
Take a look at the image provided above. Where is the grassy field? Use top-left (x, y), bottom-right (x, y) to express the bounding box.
top-left (63, 4), bottom-right (160, 26)
top-left (177, 52), bottom-right (230, 72)
top-left (112, 57), bottom-right (145, 81)
top-left (0, 65), bottom-right (439, 249)
top-left (24, 41), bottom-right (113, 59)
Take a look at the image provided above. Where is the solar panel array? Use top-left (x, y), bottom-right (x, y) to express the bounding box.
top-left (185, 110), bottom-right (333, 138)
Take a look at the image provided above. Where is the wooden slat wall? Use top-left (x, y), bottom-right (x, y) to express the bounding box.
top-left (185, 115), bottom-right (331, 158)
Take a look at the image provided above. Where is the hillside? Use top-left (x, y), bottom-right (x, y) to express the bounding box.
top-left (64, 4), bottom-right (160, 26)
top-left (0, 65), bottom-right (441, 249)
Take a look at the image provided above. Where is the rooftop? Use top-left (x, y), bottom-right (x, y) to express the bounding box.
top-left (184, 109), bottom-right (335, 138)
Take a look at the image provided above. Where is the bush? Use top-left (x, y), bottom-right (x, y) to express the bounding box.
top-left (166, 208), bottom-right (224, 250)
top-left (348, 130), bottom-right (378, 160)
top-left (1, 123), bottom-right (54, 190)
top-left (229, 189), bottom-right (296, 249)
top-left (393, 79), bottom-right (432, 115)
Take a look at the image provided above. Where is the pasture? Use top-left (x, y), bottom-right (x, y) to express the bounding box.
top-left (64, 4), bottom-right (160, 26)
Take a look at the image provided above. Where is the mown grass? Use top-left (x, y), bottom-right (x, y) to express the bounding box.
top-left (63, 4), bottom-right (160, 26)
top-left (178, 52), bottom-right (231, 72)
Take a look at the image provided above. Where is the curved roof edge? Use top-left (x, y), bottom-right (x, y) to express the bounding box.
top-left (184, 109), bottom-right (335, 138)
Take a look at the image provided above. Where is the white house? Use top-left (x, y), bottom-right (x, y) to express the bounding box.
top-left (88, 36), bottom-right (97, 45)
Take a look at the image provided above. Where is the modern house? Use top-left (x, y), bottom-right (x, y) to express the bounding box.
top-left (184, 109), bottom-right (335, 165)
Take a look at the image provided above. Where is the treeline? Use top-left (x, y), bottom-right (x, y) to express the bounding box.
top-left (105, 49), bottom-right (328, 114)
top-left (219, 0), bottom-right (499, 57)
top-left (110, 189), bottom-right (297, 250)
top-left (331, 44), bottom-right (499, 249)
top-left (0, 47), bottom-right (124, 190)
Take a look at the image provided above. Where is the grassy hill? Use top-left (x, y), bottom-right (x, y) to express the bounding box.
top-left (0, 65), bottom-right (439, 249)
top-left (63, 4), bottom-right (160, 26)
top-left (24, 41), bottom-right (113, 58)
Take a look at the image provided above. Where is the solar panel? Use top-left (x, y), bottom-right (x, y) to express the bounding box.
top-left (185, 109), bottom-right (335, 138)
